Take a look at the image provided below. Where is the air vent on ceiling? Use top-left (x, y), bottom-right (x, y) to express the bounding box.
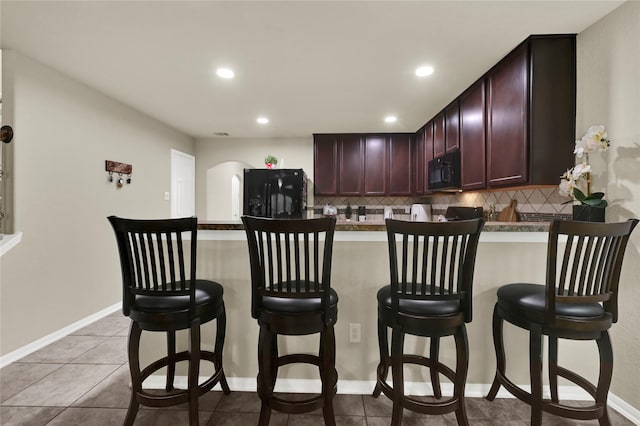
top-left (212, 132), bottom-right (230, 136)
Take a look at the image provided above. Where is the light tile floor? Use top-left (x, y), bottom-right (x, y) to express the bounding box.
top-left (0, 313), bottom-right (634, 425)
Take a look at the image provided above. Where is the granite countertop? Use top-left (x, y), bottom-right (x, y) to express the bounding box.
top-left (197, 220), bottom-right (550, 233)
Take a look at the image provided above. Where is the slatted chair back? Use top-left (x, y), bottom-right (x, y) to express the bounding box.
top-left (546, 219), bottom-right (638, 323)
top-left (385, 218), bottom-right (484, 321)
top-left (242, 216), bottom-right (336, 320)
top-left (108, 216), bottom-right (198, 316)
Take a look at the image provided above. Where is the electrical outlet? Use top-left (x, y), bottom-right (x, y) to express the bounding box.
top-left (349, 323), bottom-right (361, 343)
top-left (404, 206), bottom-right (410, 214)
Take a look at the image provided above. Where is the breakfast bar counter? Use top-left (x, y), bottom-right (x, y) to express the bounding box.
top-left (198, 220), bottom-right (551, 232)
top-left (154, 217), bottom-right (605, 398)
top-left (197, 220), bottom-right (553, 243)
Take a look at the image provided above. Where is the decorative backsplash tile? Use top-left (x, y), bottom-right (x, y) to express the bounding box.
top-left (314, 186), bottom-right (572, 222)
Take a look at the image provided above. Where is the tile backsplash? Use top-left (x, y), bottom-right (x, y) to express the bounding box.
top-left (314, 186), bottom-right (572, 222)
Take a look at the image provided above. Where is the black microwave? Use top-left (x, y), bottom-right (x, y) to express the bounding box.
top-left (428, 150), bottom-right (461, 191)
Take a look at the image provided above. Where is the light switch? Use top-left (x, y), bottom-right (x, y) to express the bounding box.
top-left (164, 192), bottom-right (170, 201)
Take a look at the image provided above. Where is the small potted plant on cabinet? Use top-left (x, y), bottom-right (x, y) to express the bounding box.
top-left (264, 155), bottom-right (278, 169)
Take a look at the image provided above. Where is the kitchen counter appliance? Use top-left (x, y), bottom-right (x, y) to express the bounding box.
top-left (410, 204), bottom-right (432, 222)
top-left (243, 168), bottom-right (307, 219)
top-left (445, 206), bottom-right (484, 221)
top-left (428, 150), bottom-right (461, 191)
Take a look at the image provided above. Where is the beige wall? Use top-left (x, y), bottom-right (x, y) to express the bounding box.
top-left (0, 51), bottom-right (194, 356)
top-left (576, 0), bottom-right (640, 409)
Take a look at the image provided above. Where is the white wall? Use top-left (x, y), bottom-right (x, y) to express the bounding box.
top-left (576, 0), bottom-right (640, 409)
top-left (0, 51), bottom-right (194, 355)
top-left (194, 137), bottom-right (313, 220)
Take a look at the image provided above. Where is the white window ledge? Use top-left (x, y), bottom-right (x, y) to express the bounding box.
top-left (0, 232), bottom-right (23, 257)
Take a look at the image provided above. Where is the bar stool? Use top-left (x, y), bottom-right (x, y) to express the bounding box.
top-left (486, 219), bottom-right (638, 425)
top-left (373, 218), bottom-right (484, 426)
top-left (242, 216), bottom-right (338, 426)
top-left (108, 216), bottom-right (230, 426)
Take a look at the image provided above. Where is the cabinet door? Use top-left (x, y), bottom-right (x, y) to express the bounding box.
top-left (388, 134), bottom-right (413, 195)
top-left (424, 122), bottom-right (434, 193)
top-left (460, 81), bottom-right (486, 190)
top-left (363, 135), bottom-right (387, 195)
top-left (313, 135), bottom-right (338, 195)
top-left (487, 45), bottom-right (528, 187)
top-left (413, 127), bottom-right (426, 195)
top-left (339, 135), bottom-right (363, 195)
top-left (445, 101), bottom-right (460, 153)
top-left (433, 112), bottom-right (446, 158)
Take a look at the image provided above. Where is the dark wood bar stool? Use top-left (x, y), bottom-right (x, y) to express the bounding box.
top-left (373, 218), bottom-right (484, 426)
top-left (242, 216), bottom-right (338, 426)
top-left (486, 219), bottom-right (638, 425)
top-left (108, 216), bottom-right (230, 426)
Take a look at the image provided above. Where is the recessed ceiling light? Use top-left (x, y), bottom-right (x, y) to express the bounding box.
top-left (257, 117), bottom-right (269, 124)
top-left (216, 68), bottom-right (235, 79)
top-left (416, 66), bottom-right (434, 77)
top-left (384, 116), bottom-right (397, 123)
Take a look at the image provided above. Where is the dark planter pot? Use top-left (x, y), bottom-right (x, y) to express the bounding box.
top-left (572, 205), bottom-right (606, 222)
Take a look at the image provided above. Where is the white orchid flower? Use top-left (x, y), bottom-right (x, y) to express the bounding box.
top-left (571, 162), bottom-right (591, 180)
top-left (558, 179), bottom-right (574, 196)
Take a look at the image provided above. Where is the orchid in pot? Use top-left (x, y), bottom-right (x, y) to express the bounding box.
top-left (559, 125), bottom-right (610, 220)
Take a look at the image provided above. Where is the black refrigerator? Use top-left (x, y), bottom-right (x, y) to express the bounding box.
top-left (243, 168), bottom-right (307, 219)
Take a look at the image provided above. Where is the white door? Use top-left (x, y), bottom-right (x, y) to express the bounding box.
top-left (170, 149), bottom-right (195, 218)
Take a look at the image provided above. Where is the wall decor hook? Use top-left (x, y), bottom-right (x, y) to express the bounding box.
top-left (0, 125), bottom-right (13, 144)
top-left (105, 160), bottom-right (133, 187)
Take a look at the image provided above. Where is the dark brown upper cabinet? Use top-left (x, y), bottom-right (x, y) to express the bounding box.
top-left (313, 134), bottom-right (339, 195)
top-left (314, 133), bottom-right (414, 196)
top-left (460, 80), bottom-right (486, 190)
top-left (388, 134), bottom-right (413, 196)
top-left (413, 126), bottom-right (426, 195)
top-left (487, 44), bottom-right (528, 187)
top-left (487, 35), bottom-right (576, 188)
top-left (313, 36), bottom-right (575, 197)
top-left (445, 100), bottom-right (460, 153)
top-left (432, 113), bottom-right (446, 158)
top-left (414, 122), bottom-right (434, 195)
top-left (339, 135), bottom-right (364, 195)
top-left (363, 135), bottom-right (387, 195)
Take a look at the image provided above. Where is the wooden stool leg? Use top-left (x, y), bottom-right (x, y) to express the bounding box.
top-left (529, 324), bottom-right (543, 426)
top-left (188, 319), bottom-right (201, 426)
top-left (373, 316), bottom-right (388, 398)
top-left (270, 333), bottom-right (279, 389)
top-left (548, 336), bottom-right (559, 403)
top-left (257, 322), bottom-right (273, 426)
top-left (124, 321), bottom-right (142, 426)
top-left (486, 304), bottom-right (505, 401)
top-left (215, 305), bottom-right (231, 394)
top-left (390, 327), bottom-right (405, 426)
top-left (596, 331), bottom-right (613, 426)
top-left (430, 337), bottom-right (443, 399)
top-left (166, 330), bottom-right (176, 392)
top-left (453, 326), bottom-right (469, 426)
top-left (320, 325), bottom-right (337, 426)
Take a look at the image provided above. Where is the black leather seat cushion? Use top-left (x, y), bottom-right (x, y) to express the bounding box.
top-left (262, 288), bottom-right (339, 313)
top-left (134, 279), bottom-right (224, 312)
top-left (377, 285), bottom-right (460, 316)
top-left (497, 283), bottom-right (605, 323)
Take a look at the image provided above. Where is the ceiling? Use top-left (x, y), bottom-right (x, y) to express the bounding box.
top-left (0, 1), bottom-right (624, 140)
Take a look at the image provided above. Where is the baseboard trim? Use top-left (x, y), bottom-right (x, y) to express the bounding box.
top-left (143, 376), bottom-right (639, 423)
top-left (0, 303), bottom-right (121, 368)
